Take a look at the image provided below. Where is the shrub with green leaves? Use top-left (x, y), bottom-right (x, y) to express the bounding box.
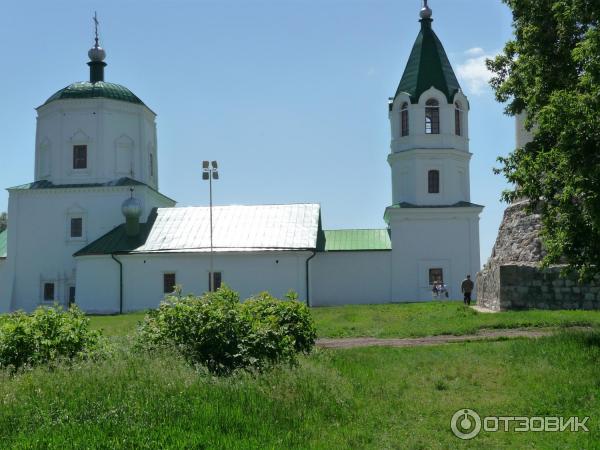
top-left (242, 291), bottom-right (317, 354)
top-left (0, 305), bottom-right (104, 371)
top-left (137, 286), bottom-right (316, 375)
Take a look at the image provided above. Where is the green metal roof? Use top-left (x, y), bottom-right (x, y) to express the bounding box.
top-left (322, 229), bottom-right (391, 252)
top-left (0, 230), bottom-right (7, 258)
top-left (74, 213), bottom-right (156, 257)
top-left (8, 177), bottom-right (176, 206)
top-left (384, 201), bottom-right (484, 223)
top-left (43, 81), bottom-right (144, 107)
top-left (388, 201), bottom-right (484, 210)
top-left (8, 177), bottom-right (145, 191)
top-left (395, 18), bottom-right (461, 104)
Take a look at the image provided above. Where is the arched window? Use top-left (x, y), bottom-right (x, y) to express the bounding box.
top-left (425, 99), bottom-right (440, 134)
top-left (401, 102), bottom-right (409, 136)
top-left (455, 101), bottom-right (463, 136)
top-left (428, 170), bottom-right (440, 193)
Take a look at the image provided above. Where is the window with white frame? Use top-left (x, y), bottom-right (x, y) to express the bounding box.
top-left (209, 272), bottom-right (222, 292)
top-left (163, 273), bottom-right (176, 294)
top-left (429, 268), bottom-right (444, 285)
top-left (66, 205), bottom-right (87, 241)
top-left (401, 102), bottom-right (409, 137)
top-left (455, 101), bottom-right (463, 136)
top-left (73, 145), bottom-right (88, 169)
top-left (428, 170), bottom-right (440, 194)
top-left (70, 217), bottom-right (83, 238)
top-left (425, 99), bottom-right (440, 134)
top-left (43, 282), bottom-right (56, 302)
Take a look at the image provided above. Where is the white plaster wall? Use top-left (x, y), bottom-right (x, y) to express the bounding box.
top-left (388, 148), bottom-right (471, 206)
top-left (76, 256), bottom-right (120, 314)
top-left (390, 89), bottom-right (469, 153)
top-left (76, 251), bottom-right (312, 313)
top-left (388, 208), bottom-right (482, 301)
top-left (0, 259), bottom-right (11, 313)
top-left (310, 251), bottom-right (392, 306)
top-left (5, 186), bottom-right (174, 312)
top-left (35, 99), bottom-right (158, 189)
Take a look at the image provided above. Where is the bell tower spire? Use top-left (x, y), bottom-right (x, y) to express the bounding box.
top-left (87, 12), bottom-right (107, 83)
top-left (420, 0), bottom-right (432, 20)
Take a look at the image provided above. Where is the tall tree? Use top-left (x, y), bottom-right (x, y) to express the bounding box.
top-left (488, 0), bottom-right (600, 279)
top-left (0, 212), bottom-right (6, 233)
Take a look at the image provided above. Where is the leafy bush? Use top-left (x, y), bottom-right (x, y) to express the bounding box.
top-left (242, 291), bottom-right (317, 354)
top-left (137, 286), bottom-right (316, 375)
top-left (0, 305), bottom-right (104, 371)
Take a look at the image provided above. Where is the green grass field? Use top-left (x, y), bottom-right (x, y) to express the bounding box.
top-left (0, 332), bottom-right (598, 448)
top-left (2, 302), bottom-right (599, 448)
top-left (88, 301), bottom-right (600, 338)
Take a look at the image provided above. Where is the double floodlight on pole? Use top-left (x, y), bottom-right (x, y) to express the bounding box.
top-left (202, 161), bottom-right (219, 292)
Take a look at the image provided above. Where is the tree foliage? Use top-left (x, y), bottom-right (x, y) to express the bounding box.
top-left (487, 0), bottom-right (600, 279)
top-left (0, 212), bottom-right (6, 233)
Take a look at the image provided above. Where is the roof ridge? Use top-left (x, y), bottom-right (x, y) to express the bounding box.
top-left (324, 228), bottom-right (389, 232)
top-left (157, 202), bottom-right (321, 210)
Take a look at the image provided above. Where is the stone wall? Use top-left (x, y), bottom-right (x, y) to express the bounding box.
top-left (477, 201), bottom-right (600, 310)
top-left (479, 264), bottom-right (600, 310)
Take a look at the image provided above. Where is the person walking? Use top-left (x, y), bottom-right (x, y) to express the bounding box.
top-left (461, 275), bottom-right (474, 306)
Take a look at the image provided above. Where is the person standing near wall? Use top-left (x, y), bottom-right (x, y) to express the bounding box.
top-left (461, 275), bottom-right (474, 306)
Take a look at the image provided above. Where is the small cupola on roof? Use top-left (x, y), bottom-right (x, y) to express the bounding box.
top-left (395, 1), bottom-right (461, 104)
top-left (88, 12), bottom-right (107, 83)
top-left (42, 13), bottom-right (145, 107)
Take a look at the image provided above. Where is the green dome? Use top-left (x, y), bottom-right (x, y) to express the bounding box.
top-left (44, 81), bottom-right (144, 106)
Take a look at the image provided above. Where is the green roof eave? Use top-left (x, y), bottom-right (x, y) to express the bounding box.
top-left (320, 229), bottom-right (392, 252)
top-left (394, 19), bottom-right (461, 104)
top-left (74, 210), bottom-right (157, 257)
top-left (7, 177), bottom-right (176, 205)
top-left (384, 201), bottom-right (484, 222)
top-left (0, 229), bottom-right (7, 258)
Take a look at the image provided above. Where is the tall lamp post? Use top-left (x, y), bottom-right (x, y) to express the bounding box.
top-left (202, 160), bottom-right (219, 291)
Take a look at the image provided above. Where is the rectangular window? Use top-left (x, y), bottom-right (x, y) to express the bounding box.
top-left (425, 108), bottom-right (440, 134)
top-left (401, 110), bottom-right (409, 136)
top-left (43, 282), bottom-right (55, 302)
top-left (163, 273), bottom-right (176, 294)
top-left (73, 145), bottom-right (88, 169)
top-left (69, 286), bottom-right (76, 305)
top-left (428, 170), bottom-right (440, 194)
top-left (208, 272), bottom-right (222, 292)
top-left (429, 268), bottom-right (444, 285)
top-left (70, 217), bottom-right (83, 238)
top-left (455, 109), bottom-right (462, 136)
top-left (150, 153), bottom-right (154, 177)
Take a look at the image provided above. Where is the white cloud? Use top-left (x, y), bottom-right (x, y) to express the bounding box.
top-left (456, 49), bottom-right (497, 95)
top-left (464, 47), bottom-right (485, 57)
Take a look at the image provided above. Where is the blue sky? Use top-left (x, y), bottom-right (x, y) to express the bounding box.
top-left (0, 0), bottom-right (514, 265)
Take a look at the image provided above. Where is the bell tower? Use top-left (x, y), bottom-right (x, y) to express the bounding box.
top-left (387, 0), bottom-right (471, 206)
top-left (385, 1), bottom-right (483, 301)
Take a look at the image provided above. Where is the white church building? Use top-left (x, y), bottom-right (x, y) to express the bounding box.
top-left (0, 3), bottom-right (482, 313)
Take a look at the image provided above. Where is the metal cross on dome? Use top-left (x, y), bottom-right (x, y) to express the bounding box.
top-left (93, 12), bottom-right (99, 45)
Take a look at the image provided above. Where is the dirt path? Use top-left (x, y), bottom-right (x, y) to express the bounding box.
top-left (316, 327), bottom-right (591, 349)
